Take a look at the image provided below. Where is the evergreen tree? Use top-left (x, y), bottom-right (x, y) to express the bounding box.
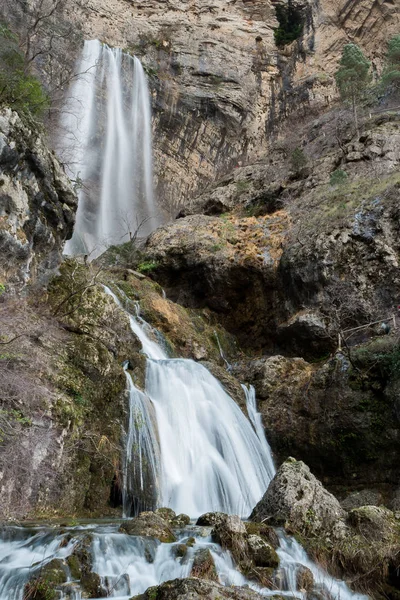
top-left (382, 35), bottom-right (400, 94)
top-left (335, 44), bottom-right (371, 138)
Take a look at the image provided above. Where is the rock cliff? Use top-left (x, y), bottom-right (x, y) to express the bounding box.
top-left (0, 109), bottom-right (76, 290)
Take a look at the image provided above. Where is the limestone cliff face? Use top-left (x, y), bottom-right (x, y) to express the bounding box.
top-left (57, 0), bottom-right (399, 213)
top-left (0, 109), bottom-right (77, 290)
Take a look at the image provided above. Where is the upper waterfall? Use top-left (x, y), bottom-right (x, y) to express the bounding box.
top-left (61, 40), bottom-right (157, 259)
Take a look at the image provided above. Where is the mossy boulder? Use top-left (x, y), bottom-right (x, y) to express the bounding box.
top-left (251, 458), bottom-right (346, 539)
top-left (155, 507), bottom-right (190, 528)
top-left (247, 534), bottom-right (279, 568)
top-left (244, 521), bottom-right (279, 548)
top-left (23, 559), bottom-right (67, 600)
top-left (119, 511), bottom-right (176, 543)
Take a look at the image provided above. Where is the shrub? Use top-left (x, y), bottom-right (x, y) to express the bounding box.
top-left (329, 169), bottom-right (348, 187)
top-left (381, 35), bottom-right (400, 94)
top-left (290, 147), bottom-right (307, 173)
top-left (137, 260), bottom-right (159, 274)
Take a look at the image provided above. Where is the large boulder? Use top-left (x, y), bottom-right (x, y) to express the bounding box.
top-left (251, 458), bottom-right (346, 539)
top-left (119, 511), bottom-right (176, 543)
top-left (0, 108), bottom-right (77, 290)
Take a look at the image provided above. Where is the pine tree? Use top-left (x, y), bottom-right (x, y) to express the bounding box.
top-left (335, 44), bottom-right (371, 138)
top-left (382, 35), bottom-right (400, 94)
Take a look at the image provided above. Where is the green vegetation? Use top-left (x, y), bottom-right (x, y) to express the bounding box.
top-left (381, 34), bottom-right (400, 94)
top-left (274, 4), bottom-right (304, 47)
top-left (329, 169), bottom-right (348, 187)
top-left (335, 44), bottom-right (371, 137)
top-left (137, 260), bottom-right (159, 274)
top-left (0, 22), bottom-right (48, 117)
top-left (290, 147), bottom-right (307, 173)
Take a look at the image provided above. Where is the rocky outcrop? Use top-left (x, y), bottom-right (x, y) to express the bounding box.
top-left (0, 108), bottom-right (77, 290)
top-left (131, 577), bottom-right (272, 600)
top-left (144, 211), bottom-right (288, 350)
top-left (250, 459), bottom-right (400, 596)
top-left (251, 458), bottom-right (346, 539)
top-left (233, 334), bottom-right (400, 494)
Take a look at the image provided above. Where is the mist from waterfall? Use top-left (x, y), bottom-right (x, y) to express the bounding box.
top-left (61, 40), bottom-right (157, 259)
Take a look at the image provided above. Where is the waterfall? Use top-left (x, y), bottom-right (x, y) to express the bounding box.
top-left (122, 369), bottom-right (160, 517)
top-left (104, 286), bottom-right (274, 517)
top-left (146, 359), bottom-right (274, 516)
top-left (61, 40), bottom-right (157, 259)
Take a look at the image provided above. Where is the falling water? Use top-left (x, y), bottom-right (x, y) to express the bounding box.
top-left (103, 285), bottom-right (274, 517)
top-left (147, 359), bottom-right (275, 517)
top-left (122, 368), bottom-right (160, 517)
top-left (61, 40), bottom-right (157, 259)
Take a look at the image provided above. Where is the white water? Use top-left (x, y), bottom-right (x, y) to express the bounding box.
top-left (147, 358), bottom-right (274, 516)
top-left (61, 40), bottom-right (157, 259)
top-left (0, 523), bottom-right (368, 600)
top-left (122, 369), bottom-right (160, 516)
top-left (104, 285), bottom-right (275, 517)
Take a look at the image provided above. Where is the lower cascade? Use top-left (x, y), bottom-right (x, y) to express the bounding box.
top-left (0, 288), bottom-right (367, 599)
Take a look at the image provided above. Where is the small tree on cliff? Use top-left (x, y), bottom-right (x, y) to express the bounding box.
top-left (335, 44), bottom-right (371, 138)
top-left (382, 35), bottom-right (400, 95)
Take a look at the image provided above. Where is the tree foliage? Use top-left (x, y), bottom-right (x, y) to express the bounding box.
top-left (382, 35), bottom-right (400, 93)
top-left (335, 44), bottom-right (371, 136)
top-left (0, 22), bottom-right (48, 117)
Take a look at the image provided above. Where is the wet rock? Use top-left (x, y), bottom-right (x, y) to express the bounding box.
top-left (66, 535), bottom-right (107, 597)
top-left (296, 565), bottom-right (314, 591)
top-left (251, 458), bottom-right (346, 539)
top-left (244, 521), bottom-right (279, 548)
top-left (171, 514), bottom-right (191, 528)
top-left (155, 507), bottom-right (190, 528)
top-left (24, 559), bottom-right (67, 600)
top-left (131, 576), bottom-right (268, 599)
top-left (174, 544), bottom-right (188, 558)
top-left (155, 507), bottom-right (176, 522)
top-left (212, 514), bottom-right (248, 564)
top-left (196, 512), bottom-right (226, 527)
top-left (247, 535), bottom-right (279, 568)
top-left (119, 511), bottom-right (176, 543)
top-left (190, 548), bottom-right (218, 581)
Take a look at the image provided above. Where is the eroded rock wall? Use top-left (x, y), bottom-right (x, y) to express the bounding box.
top-left (0, 109), bottom-right (77, 290)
